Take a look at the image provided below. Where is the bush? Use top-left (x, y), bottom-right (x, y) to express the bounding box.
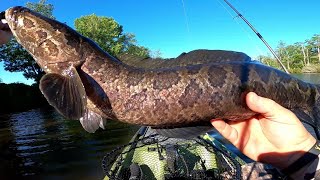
top-left (0, 83), bottom-right (48, 113)
top-left (301, 64), bottom-right (320, 73)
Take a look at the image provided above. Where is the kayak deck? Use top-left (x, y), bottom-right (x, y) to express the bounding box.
top-left (102, 126), bottom-right (244, 179)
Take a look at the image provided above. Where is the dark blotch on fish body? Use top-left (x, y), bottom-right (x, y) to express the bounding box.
top-left (178, 79), bottom-right (203, 109)
top-left (23, 18), bottom-right (35, 28)
top-left (153, 71), bottom-right (181, 90)
top-left (6, 6), bottom-right (320, 139)
top-left (36, 30), bottom-right (47, 39)
top-left (208, 65), bottom-right (227, 88)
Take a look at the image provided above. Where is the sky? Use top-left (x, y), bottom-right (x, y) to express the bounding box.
top-left (0, 0), bottom-right (319, 84)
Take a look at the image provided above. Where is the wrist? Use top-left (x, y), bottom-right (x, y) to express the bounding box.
top-left (288, 156), bottom-right (320, 180)
top-left (273, 136), bottom-right (317, 170)
top-left (277, 151), bottom-right (309, 170)
top-left (281, 141), bottom-right (320, 178)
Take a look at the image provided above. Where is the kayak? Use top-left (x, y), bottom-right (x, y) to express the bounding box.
top-left (102, 126), bottom-right (246, 179)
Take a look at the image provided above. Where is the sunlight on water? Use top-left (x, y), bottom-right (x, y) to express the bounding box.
top-left (0, 108), bottom-right (138, 179)
top-left (1, 74), bottom-right (320, 179)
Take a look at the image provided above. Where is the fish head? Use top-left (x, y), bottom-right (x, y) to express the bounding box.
top-left (5, 6), bottom-right (85, 74)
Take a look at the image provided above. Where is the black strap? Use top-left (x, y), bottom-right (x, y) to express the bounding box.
top-left (282, 141), bottom-right (320, 175)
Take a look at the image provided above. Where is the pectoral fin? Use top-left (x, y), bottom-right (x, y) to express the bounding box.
top-left (39, 67), bottom-right (87, 120)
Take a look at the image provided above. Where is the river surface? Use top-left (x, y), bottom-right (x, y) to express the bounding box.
top-left (0, 73), bottom-right (319, 180)
top-left (0, 108), bottom-right (138, 180)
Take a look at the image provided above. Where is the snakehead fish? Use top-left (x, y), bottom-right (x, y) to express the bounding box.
top-left (3, 6), bottom-right (320, 138)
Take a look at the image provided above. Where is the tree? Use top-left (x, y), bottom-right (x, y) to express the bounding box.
top-left (307, 34), bottom-right (320, 63)
top-left (276, 41), bottom-right (291, 70)
top-left (296, 42), bottom-right (309, 66)
top-left (26, 0), bottom-right (55, 19)
top-left (74, 14), bottom-right (150, 58)
top-left (0, 0), bottom-right (54, 84)
top-left (257, 55), bottom-right (280, 68)
top-left (286, 44), bottom-right (304, 69)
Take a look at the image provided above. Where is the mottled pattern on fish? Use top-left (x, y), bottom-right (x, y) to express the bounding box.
top-left (82, 58), bottom-right (317, 127)
top-left (4, 6), bottom-right (320, 137)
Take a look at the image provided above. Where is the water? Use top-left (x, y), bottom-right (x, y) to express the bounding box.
top-left (1, 73), bottom-right (319, 179)
top-left (293, 73), bottom-right (320, 84)
top-left (0, 108), bottom-right (138, 180)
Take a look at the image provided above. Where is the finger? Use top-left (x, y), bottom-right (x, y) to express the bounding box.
top-left (211, 119), bottom-right (239, 143)
top-left (246, 92), bottom-right (294, 121)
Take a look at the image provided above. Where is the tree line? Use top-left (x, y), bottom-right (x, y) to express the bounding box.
top-left (0, 0), bottom-right (151, 84)
top-left (0, 83), bottom-right (49, 113)
top-left (0, 0), bottom-right (319, 113)
top-left (258, 34), bottom-right (320, 73)
top-left (0, 0), bottom-right (152, 113)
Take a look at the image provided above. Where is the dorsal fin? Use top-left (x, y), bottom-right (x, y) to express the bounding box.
top-left (176, 49), bottom-right (251, 63)
top-left (117, 49), bottom-right (251, 69)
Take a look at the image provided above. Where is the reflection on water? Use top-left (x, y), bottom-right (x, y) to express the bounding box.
top-left (1, 74), bottom-right (320, 179)
top-left (293, 73), bottom-right (320, 84)
top-left (0, 108), bottom-right (138, 180)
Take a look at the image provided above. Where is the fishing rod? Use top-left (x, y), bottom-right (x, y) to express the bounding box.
top-left (222, 0), bottom-right (289, 74)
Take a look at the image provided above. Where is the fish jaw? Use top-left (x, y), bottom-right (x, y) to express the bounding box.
top-left (4, 7), bottom-right (109, 133)
top-left (5, 6), bottom-right (85, 74)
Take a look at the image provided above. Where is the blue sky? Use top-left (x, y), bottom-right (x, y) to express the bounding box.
top-left (0, 0), bottom-right (319, 84)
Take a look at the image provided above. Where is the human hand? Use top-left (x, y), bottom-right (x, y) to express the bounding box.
top-left (211, 92), bottom-right (316, 170)
top-left (0, 21), bottom-right (12, 45)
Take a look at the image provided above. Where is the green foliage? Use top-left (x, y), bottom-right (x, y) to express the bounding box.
top-left (0, 83), bottom-right (47, 113)
top-left (257, 55), bottom-right (280, 69)
top-left (74, 14), bottom-right (150, 58)
top-left (126, 44), bottom-right (150, 58)
top-left (0, 39), bottom-right (44, 83)
top-left (26, 0), bottom-right (55, 19)
top-left (0, 0), bottom-right (54, 84)
top-left (307, 34), bottom-right (320, 63)
top-left (261, 34), bottom-right (320, 73)
top-left (302, 64), bottom-right (320, 73)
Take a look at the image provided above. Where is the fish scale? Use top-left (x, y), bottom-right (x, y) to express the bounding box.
top-left (3, 6), bottom-right (320, 139)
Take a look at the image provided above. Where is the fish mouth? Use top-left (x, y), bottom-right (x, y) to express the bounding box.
top-left (4, 6), bottom-right (31, 30)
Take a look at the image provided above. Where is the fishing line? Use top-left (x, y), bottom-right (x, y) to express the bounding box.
top-left (181, 0), bottom-right (190, 34)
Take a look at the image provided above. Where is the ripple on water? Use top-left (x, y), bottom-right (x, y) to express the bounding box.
top-left (0, 108), bottom-right (138, 179)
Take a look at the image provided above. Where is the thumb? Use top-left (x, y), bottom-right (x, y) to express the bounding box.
top-left (246, 92), bottom-right (294, 121)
